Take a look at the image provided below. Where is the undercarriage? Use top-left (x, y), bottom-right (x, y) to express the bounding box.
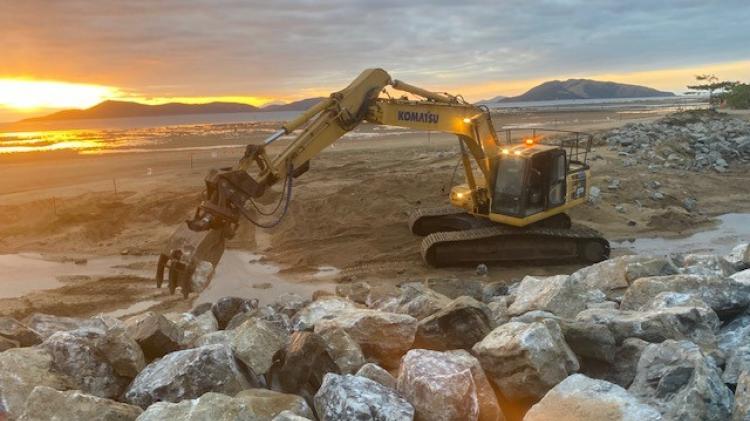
top-left (409, 207), bottom-right (610, 267)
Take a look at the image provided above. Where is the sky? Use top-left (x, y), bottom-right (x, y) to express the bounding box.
top-left (1, 0), bottom-right (749, 122)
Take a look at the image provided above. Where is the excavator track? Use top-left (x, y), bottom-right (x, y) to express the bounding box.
top-left (421, 223), bottom-right (609, 267)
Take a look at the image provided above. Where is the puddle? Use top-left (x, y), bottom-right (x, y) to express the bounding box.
top-left (313, 266), bottom-right (341, 280)
top-left (0, 253), bottom-right (152, 299)
top-left (195, 250), bottom-right (336, 306)
top-left (613, 213), bottom-right (750, 256)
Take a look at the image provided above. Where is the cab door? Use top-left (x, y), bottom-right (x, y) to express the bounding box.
top-left (547, 150), bottom-right (567, 208)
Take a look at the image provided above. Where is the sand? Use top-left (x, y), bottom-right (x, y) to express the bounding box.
top-left (1, 107), bottom-right (749, 319)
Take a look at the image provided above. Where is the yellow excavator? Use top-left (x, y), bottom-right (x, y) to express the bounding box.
top-left (156, 68), bottom-right (609, 297)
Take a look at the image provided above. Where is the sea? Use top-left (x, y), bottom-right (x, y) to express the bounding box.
top-left (0, 96), bottom-right (706, 155)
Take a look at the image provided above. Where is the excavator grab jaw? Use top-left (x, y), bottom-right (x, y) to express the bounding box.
top-left (155, 223), bottom-right (226, 298)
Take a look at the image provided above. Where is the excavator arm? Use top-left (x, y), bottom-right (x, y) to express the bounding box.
top-left (156, 68), bottom-right (499, 297)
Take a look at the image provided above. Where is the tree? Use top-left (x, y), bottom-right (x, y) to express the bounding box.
top-left (687, 74), bottom-right (738, 108)
top-left (725, 84), bottom-right (750, 109)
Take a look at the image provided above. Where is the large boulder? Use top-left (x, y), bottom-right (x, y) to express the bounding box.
top-left (314, 373), bottom-right (414, 421)
top-left (0, 317), bottom-right (41, 347)
top-left (472, 320), bottom-right (579, 400)
top-left (290, 297), bottom-right (357, 331)
top-left (507, 275), bottom-right (605, 319)
top-left (356, 363), bottom-right (397, 390)
top-left (211, 296), bottom-right (257, 329)
top-left (629, 340), bottom-right (734, 421)
top-left (18, 386), bottom-right (142, 421)
top-left (273, 293), bottom-right (310, 318)
top-left (486, 297), bottom-right (511, 326)
top-left (583, 338), bottom-right (650, 389)
top-left (734, 371), bottom-right (750, 421)
top-left (335, 281), bottom-right (372, 304)
top-left (733, 269), bottom-right (750, 285)
top-left (318, 327), bottom-right (366, 374)
top-left (394, 282), bottom-right (453, 320)
top-left (166, 311), bottom-right (218, 348)
top-left (680, 253), bottom-right (738, 277)
top-left (509, 312), bottom-right (616, 363)
top-left (0, 336), bottom-right (18, 351)
top-left (123, 312), bottom-right (183, 360)
top-left (525, 374), bottom-right (661, 421)
top-left (445, 350), bottom-right (505, 421)
top-left (719, 313), bottom-right (750, 357)
top-left (568, 255), bottom-right (654, 299)
top-left (621, 274), bottom-right (750, 318)
top-left (233, 389), bottom-right (314, 420)
top-left (194, 330), bottom-right (233, 347)
top-left (136, 390), bottom-right (311, 421)
top-left (23, 313), bottom-right (89, 340)
top-left (229, 305), bottom-right (291, 333)
top-left (270, 332), bottom-right (339, 400)
top-left (24, 313), bottom-right (121, 340)
top-left (42, 326), bottom-right (143, 399)
top-left (576, 304), bottom-right (719, 354)
top-left (232, 318), bottom-right (290, 375)
top-left (624, 257), bottom-right (679, 283)
top-left (415, 296), bottom-right (492, 351)
top-left (124, 344), bottom-right (256, 409)
top-left (396, 349), bottom-right (478, 421)
top-left (724, 344), bottom-right (750, 385)
top-left (725, 243), bottom-right (750, 271)
top-left (0, 347), bottom-right (71, 418)
top-left (315, 309), bottom-right (417, 367)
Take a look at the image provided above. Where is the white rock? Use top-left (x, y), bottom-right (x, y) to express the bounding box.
top-left (291, 297), bottom-right (357, 331)
top-left (508, 275), bottom-right (605, 319)
top-left (314, 373), bottom-right (414, 421)
top-left (472, 320), bottom-right (579, 400)
top-left (621, 274), bottom-right (750, 318)
top-left (629, 340), bottom-right (733, 421)
top-left (18, 386), bottom-right (142, 421)
top-left (397, 349), bottom-right (478, 421)
top-left (124, 344), bottom-right (255, 409)
top-left (315, 309), bottom-right (417, 367)
top-left (525, 374), bottom-right (661, 421)
top-left (232, 318), bottom-right (290, 375)
top-left (0, 348), bottom-right (71, 419)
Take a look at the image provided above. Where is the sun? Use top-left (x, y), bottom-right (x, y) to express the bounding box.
top-left (0, 78), bottom-right (120, 111)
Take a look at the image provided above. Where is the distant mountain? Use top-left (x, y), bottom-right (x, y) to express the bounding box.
top-left (22, 100), bottom-right (261, 122)
top-left (501, 79), bottom-right (675, 102)
top-left (476, 95), bottom-right (506, 104)
top-left (261, 97), bottom-right (326, 111)
top-left (20, 97), bottom-right (327, 123)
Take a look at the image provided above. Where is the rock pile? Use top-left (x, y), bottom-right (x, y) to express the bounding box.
top-left (2, 242), bottom-right (750, 420)
top-left (602, 110), bottom-right (750, 172)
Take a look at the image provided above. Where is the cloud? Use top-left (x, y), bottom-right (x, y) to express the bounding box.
top-left (1, 0), bottom-right (749, 101)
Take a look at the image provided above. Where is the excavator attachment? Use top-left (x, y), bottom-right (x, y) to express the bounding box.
top-left (156, 221), bottom-right (227, 298)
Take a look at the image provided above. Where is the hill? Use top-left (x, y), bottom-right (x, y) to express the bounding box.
top-left (261, 97), bottom-right (326, 111)
top-left (19, 97), bottom-right (327, 123)
top-left (499, 79), bottom-right (675, 102)
top-left (22, 100), bottom-right (261, 122)
top-left (475, 95), bottom-right (507, 105)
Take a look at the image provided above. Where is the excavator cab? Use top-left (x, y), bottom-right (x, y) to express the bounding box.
top-left (490, 146), bottom-right (569, 218)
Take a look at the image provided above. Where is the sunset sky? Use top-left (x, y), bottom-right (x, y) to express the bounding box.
top-left (1, 0), bottom-right (749, 122)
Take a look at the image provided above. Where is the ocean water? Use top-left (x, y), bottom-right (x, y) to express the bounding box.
top-left (0, 96), bottom-right (706, 155)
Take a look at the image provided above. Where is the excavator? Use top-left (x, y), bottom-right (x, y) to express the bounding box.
top-left (156, 68), bottom-right (610, 297)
